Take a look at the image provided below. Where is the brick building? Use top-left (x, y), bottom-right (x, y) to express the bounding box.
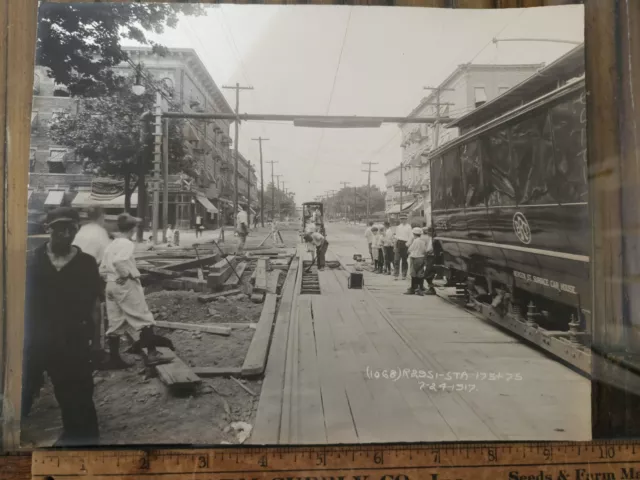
top-left (28, 47), bottom-right (258, 230)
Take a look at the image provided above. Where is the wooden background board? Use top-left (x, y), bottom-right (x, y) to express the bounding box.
top-left (1, 0), bottom-right (638, 477)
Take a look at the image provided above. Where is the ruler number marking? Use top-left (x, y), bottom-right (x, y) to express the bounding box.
top-left (316, 453), bottom-right (327, 466)
top-left (487, 448), bottom-right (498, 463)
top-left (258, 455), bottom-right (268, 468)
top-left (543, 447), bottom-right (552, 461)
top-left (139, 457), bottom-right (150, 470)
top-left (198, 455), bottom-right (209, 469)
top-left (599, 446), bottom-right (616, 459)
top-left (374, 452), bottom-right (384, 465)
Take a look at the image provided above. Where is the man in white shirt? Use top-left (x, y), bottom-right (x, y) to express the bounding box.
top-left (195, 215), bottom-right (203, 238)
top-left (422, 226), bottom-right (437, 295)
top-left (303, 231), bottom-right (329, 270)
top-left (72, 206), bottom-right (111, 364)
top-left (394, 215), bottom-right (413, 280)
top-left (236, 207), bottom-right (249, 253)
top-left (364, 221), bottom-right (374, 263)
top-left (73, 206), bottom-right (111, 265)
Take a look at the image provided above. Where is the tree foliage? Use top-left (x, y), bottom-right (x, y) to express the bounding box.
top-left (49, 77), bottom-right (194, 206)
top-left (37, 3), bottom-right (205, 96)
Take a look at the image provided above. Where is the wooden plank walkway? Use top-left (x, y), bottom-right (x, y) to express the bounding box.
top-left (251, 242), bottom-right (590, 444)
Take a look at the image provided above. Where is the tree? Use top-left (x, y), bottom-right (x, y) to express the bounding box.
top-left (49, 76), bottom-right (193, 210)
top-left (37, 3), bottom-right (205, 96)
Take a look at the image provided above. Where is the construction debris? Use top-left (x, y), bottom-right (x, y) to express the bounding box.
top-left (198, 289), bottom-right (243, 303)
top-left (154, 320), bottom-right (231, 336)
top-left (253, 258), bottom-right (269, 293)
top-left (242, 294), bottom-right (278, 377)
top-left (208, 256), bottom-right (239, 289)
top-left (193, 367), bottom-right (243, 378)
top-left (230, 376), bottom-right (258, 397)
top-left (266, 270), bottom-right (282, 294)
top-left (142, 347), bottom-right (202, 391)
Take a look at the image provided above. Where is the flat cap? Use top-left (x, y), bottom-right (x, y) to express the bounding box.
top-left (46, 206), bottom-right (79, 226)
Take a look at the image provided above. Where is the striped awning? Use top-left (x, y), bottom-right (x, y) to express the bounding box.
top-left (385, 200), bottom-right (416, 215)
top-left (195, 194), bottom-right (218, 214)
top-left (90, 177), bottom-right (125, 201)
top-left (72, 190), bottom-right (138, 208)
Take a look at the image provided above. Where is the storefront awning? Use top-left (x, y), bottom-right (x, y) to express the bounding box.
top-left (385, 200), bottom-right (416, 215)
top-left (196, 194), bottom-right (218, 214)
top-left (72, 190), bottom-right (138, 208)
top-left (44, 190), bottom-right (65, 206)
top-left (410, 200), bottom-right (423, 213)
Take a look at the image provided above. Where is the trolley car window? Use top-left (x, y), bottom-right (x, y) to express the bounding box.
top-left (443, 148), bottom-right (464, 210)
top-left (431, 156), bottom-right (446, 211)
top-left (481, 128), bottom-right (516, 207)
top-left (510, 112), bottom-right (558, 205)
top-left (460, 140), bottom-right (484, 208)
top-left (549, 91), bottom-right (588, 204)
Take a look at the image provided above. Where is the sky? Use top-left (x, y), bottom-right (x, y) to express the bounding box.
top-left (129, 4), bottom-right (584, 203)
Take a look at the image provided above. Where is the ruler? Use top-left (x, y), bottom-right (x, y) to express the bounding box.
top-left (31, 442), bottom-right (640, 480)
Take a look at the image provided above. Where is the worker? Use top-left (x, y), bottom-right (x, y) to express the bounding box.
top-left (394, 214), bottom-right (412, 281)
top-left (23, 207), bottom-right (101, 446)
top-left (364, 221), bottom-right (374, 263)
top-left (303, 231), bottom-right (329, 271)
top-left (72, 206), bottom-right (111, 365)
top-left (236, 206), bottom-right (249, 253)
top-left (372, 225), bottom-right (384, 273)
top-left (166, 224), bottom-right (175, 246)
top-left (382, 220), bottom-right (395, 275)
top-left (100, 213), bottom-right (172, 369)
top-left (195, 214), bottom-right (203, 238)
top-left (405, 227), bottom-right (429, 296)
top-left (422, 226), bottom-right (437, 295)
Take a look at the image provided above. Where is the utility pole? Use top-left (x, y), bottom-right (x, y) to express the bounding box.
top-left (266, 160), bottom-right (278, 221)
top-left (275, 174), bottom-right (282, 221)
top-left (247, 162), bottom-right (253, 226)
top-left (152, 92), bottom-right (162, 245)
top-left (361, 162), bottom-right (378, 224)
top-left (327, 189), bottom-right (337, 220)
top-left (222, 82), bottom-right (254, 229)
top-left (353, 185), bottom-right (357, 224)
top-left (423, 86), bottom-right (455, 150)
top-left (252, 137), bottom-right (269, 227)
top-left (340, 181), bottom-right (350, 219)
top-left (281, 181), bottom-right (288, 218)
top-left (162, 118), bottom-right (169, 243)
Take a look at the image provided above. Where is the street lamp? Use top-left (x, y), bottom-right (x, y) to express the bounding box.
top-left (132, 64), bottom-right (146, 96)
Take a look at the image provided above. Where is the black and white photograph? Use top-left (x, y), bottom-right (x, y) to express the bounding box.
top-left (21, 1), bottom-right (588, 447)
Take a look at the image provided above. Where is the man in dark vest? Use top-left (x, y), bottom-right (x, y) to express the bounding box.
top-left (22, 207), bottom-right (100, 446)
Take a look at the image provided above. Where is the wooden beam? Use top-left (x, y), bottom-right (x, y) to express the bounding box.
top-left (587, 0), bottom-right (640, 438)
top-left (193, 367), bottom-right (243, 378)
top-left (154, 321), bottom-right (231, 336)
top-left (267, 270), bottom-right (283, 294)
top-left (142, 348), bottom-right (201, 391)
top-left (254, 258), bottom-right (269, 293)
top-left (163, 254), bottom-right (220, 272)
top-left (198, 289), bottom-right (243, 303)
top-left (242, 294), bottom-right (278, 377)
top-left (2, 0), bottom-right (38, 450)
top-left (224, 262), bottom-right (247, 287)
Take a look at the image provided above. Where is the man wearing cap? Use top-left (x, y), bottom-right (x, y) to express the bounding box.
top-left (236, 206), bottom-right (249, 254)
top-left (394, 215), bottom-right (412, 281)
top-left (23, 206), bottom-right (101, 446)
top-left (364, 221), bottom-right (374, 263)
top-left (100, 213), bottom-right (171, 368)
top-left (405, 226), bottom-right (430, 296)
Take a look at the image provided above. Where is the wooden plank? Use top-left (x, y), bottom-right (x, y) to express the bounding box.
top-left (3, 0), bottom-right (38, 450)
top-left (143, 347), bottom-right (202, 390)
top-left (197, 289), bottom-right (242, 303)
top-left (193, 367), bottom-right (243, 378)
top-left (210, 256), bottom-right (237, 274)
top-left (310, 296), bottom-right (359, 443)
top-left (242, 294), bottom-right (278, 377)
top-left (137, 266), bottom-right (182, 278)
top-left (154, 321), bottom-right (231, 336)
top-left (224, 261), bottom-right (247, 286)
top-left (163, 254), bottom-right (220, 272)
top-left (251, 257), bottom-right (299, 444)
top-left (586, 0), bottom-right (640, 438)
top-left (266, 270), bottom-right (282, 294)
top-left (254, 258), bottom-right (269, 293)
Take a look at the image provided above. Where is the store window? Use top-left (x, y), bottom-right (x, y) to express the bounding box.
top-left (474, 87), bottom-right (487, 108)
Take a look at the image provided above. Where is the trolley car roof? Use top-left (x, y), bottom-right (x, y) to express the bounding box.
top-left (426, 76), bottom-right (585, 161)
